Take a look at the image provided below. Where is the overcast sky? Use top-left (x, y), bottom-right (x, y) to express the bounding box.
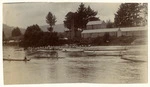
top-left (3, 2), bottom-right (121, 28)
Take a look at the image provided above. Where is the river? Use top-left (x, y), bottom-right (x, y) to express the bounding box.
top-left (3, 45), bottom-right (147, 84)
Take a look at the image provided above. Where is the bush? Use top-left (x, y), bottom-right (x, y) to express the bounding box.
top-left (103, 32), bottom-right (110, 43)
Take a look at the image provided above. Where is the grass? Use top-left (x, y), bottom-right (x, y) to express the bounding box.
top-left (83, 36), bottom-right (146, 46)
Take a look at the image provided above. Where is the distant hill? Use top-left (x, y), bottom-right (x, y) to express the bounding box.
top-left (3, 24), bottom-right (68, 38)
top-left (40, 24), bottom-right (69, 32)
top-left (3, 24), bottom-right (26, 38)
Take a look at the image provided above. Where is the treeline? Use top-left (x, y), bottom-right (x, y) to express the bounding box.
top-left (64, 3), bottom-right (99, 30)
top-left (114, 3), bottom-right (147, 27)
top-left (20, 24), bottom-right (67, 47)
top-left (63, 3), bottom-right (148, 30)
top-left (3, 3), bottom-right (147, 47)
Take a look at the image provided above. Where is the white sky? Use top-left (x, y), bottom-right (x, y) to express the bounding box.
top-left (3, 2), bottom-right (121, 28)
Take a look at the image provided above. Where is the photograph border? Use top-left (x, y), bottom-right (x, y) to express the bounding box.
top-left (0, 0), bottom-right (149, 87)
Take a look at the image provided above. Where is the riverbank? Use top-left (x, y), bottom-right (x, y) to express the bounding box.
top-left (88, 36), bottom-right (147, 46)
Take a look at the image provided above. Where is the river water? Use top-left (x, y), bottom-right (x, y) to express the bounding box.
top-left (3, 46), bottom-right (147, 84)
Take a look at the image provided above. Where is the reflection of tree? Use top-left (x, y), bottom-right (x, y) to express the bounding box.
top-left (66, 59), bottom-right (98, 82)
top-left (34, 51), bottom-right (58, 58)
top-left (116, 61), bottom-right (147, 83)
top-left (48, 59), bottom-right (59, 81)
top-left (78, 66), bottom-right (95, 79)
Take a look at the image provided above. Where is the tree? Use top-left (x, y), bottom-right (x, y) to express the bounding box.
top-left (114, 3), bottom-right (144, 27)
top-left (85, 6), bottom-right (100, 22)
top-left (12, 27), bottom-right (22, 37)
top-left (64, 12), bottom-right (78, 30)
top-left (22, 24), bottom-right (60, 47)
top-left (76, 3), bottom-right (87, 29)
top-left (141, 3), bottom-right (148, 26)
top-left (64, 3), bottom-right (99, 30)
top-left (103, 32), bottom-right (110, 43)
top-left (23, 24), bottom-right (43, 47)
top-left (3, 31), bottom-right (5, 41)
top-left (37, 31), bottom-right (59, 46)
top-left (106, 20), bottom-right (114, 28)
top-left (46, 12), bottom-right (56, 32)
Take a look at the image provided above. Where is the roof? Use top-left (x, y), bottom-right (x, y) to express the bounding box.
top-left (87, 21), bottom-right (103, 25)
top-left (82, 26), bottom-right (147, 34)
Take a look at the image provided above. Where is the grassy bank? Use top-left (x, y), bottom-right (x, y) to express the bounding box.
top-left (78, 36), bottom-right (147, 46)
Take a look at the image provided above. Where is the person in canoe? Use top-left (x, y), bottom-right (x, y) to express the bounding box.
top-left (24, 56), bottom-right (27, 61)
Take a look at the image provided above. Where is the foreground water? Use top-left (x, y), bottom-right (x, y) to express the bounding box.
top-left (3, 46), bottom-right (147, 84)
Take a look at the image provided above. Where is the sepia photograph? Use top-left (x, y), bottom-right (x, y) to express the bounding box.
top-left (2, 2), bottom-right (148, 85)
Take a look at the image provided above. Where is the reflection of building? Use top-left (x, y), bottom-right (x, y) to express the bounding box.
top-left (86, 20), bottom-right (106, 29)
top-left (82, 26), bottom-right (147, 38)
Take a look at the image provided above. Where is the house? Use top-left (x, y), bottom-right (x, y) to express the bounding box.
top-left (86, 20), bottom-right (106, 29)
top-left (82, 26), bottom-right (147, 38)
top-left (64, 20), bottom-right (106, 39)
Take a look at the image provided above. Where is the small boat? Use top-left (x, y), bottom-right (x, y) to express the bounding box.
top-left (33, 56), bottom-right (65, 59)
top-left (15, 49), bottom-right (23, 51)
top-left (62, 48), bottom-right (84, 52)
top-left (82, 46), bottom-right (127, 51)
top-left (121, 55), bottom-right (147, 62)
top-left (84, 51), bottom-right (123, 56)
top-left (121, 45), bottom-right (147, 62)
top-left (3, 58), bottom-right (31, 61)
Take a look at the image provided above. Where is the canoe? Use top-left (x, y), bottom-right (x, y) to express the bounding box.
top-left (67, 50), bottom-right (124, 57)
top-left (62, 48), bottom-right (84, 52)
top-left (121, 55), bottom-right (147, 62)
top-left (81, 46), bottom-right (127, 51)
top-left (84, 51), bottom-right (123, 56)
top-left (34, 56), bottom-right (64, 58)
top-left (3, 58), bottom-right (31, 61)
top-left (15, 49), bottom-right (23, 51)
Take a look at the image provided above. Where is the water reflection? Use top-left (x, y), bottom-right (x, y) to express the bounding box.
top-left (117, 61), bottom-right (147, 83)
top-left (65, 57), bottom-right (99, 82)
top-left (3, 46), bottom-right (147, 84)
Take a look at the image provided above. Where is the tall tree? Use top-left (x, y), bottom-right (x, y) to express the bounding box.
top-left (64, 12), bottom-right (78, 30)
top-left (114, 3), bottom-right (144, 27)
top-left (76, 3), bottom-right (87, 29)
top-left (85, 6), bottom-right (99, 22)
top-left (46, 12), bottom-right (57, 32)
top-left (23, 24), bottom-right (43, 47)
top-left (12, 27), bottom-right (22, 37)
top-left (64, 3), bottom-right (99, 30)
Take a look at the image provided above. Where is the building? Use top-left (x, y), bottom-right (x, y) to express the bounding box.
top-left (86, 20), bottom-right (106, 29)
top-left (82, 26), bottom-right (147, 38)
